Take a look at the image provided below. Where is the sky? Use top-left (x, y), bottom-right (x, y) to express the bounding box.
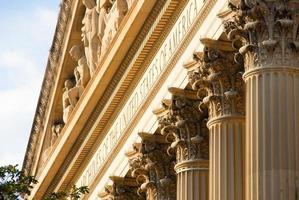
top-left (0, 0), bottom-right (60, 166)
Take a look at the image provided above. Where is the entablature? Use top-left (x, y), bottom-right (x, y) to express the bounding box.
top-left (24, 0), bottom-right (233, 199)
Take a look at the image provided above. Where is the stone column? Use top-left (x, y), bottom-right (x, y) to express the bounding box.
top-left (155, 88), bottom-right (209, 200)
top-left (175, 159), bottom-right (209, 200)
top-left (187, 39), bottom-right (245, 200)
top-left (126, 133), bottom-right (176, 200)
top-left (227, 1), bottom-right (299, 199)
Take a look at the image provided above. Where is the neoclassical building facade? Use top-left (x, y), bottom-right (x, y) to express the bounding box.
top-left (23, 0), bottom-right (299, 199)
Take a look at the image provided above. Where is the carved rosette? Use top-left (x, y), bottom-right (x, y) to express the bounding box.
top-left (186, 39), bottom-right (245, 119)
top-left (99, 176), bottom-right (144, 200)
top-left (126, 133), bottom-right (176, 200)
top-left (227, 0), bottom-right (299, 70)
top-left (156, 88), bottom-right (209, 163)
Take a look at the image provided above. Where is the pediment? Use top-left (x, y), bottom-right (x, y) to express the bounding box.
top-left (23, 0), bottom-right (133, 177)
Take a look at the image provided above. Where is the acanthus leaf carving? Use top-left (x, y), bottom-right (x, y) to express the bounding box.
top-left (99, 176), bottom-right (145, 200)
top-left (156, 88), bottom-right (209, 163)
top-left (127, 133), bottom-right (176, 200)
top-left (184, 40), bottom-right (245, 119)
top-left (225, 0), bottom-right (299, 70)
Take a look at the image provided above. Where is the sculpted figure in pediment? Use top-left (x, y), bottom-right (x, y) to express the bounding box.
top-left (125, 0), bottom-right (135, 9)
top-left (40, 123), bottom-right (63, 167)
top-left (100, 0), bottom-right (128, 58)
top-left (70, 44), bottom-right (90, 87)
top-left (50, 123), bottom-right (63, 146)
top-left (62, 80), bottom-right (83, 123)
top-left (82, 0), bottom-right (100, 75)
top-left (96, 0), bottom-right (108, 61)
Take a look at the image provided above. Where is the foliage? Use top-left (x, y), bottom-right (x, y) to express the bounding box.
top-left (0, 165), bottom-right (37, 200)
top-left (0, 165), bottom-right (89, 200)
top-left (44, 186), bottom-right (89, 200)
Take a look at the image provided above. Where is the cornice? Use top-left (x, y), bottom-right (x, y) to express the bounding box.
top-left (55, 0), bottom-right (183, 193)
top-left (27, 0), bottom-right (162, 198)
top-left (25, 0), bottom-right (220, 198)
top-left (22, 0), bottom-right (73, 175)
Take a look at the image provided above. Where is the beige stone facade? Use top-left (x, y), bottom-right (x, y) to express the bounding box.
top-left (23, 0), bottom-right (299, 199)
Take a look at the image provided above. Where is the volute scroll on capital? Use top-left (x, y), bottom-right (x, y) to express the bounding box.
top-left (99, 176), bottom-right (145, 200)
top-left (155, 88), bottom-right (209, 163)
top-left (184, 39), bottom-right (245, 119)
top-left (225, 0), bottom-right (299, 70)
top-left (126, 133), bottom-right (176, 200)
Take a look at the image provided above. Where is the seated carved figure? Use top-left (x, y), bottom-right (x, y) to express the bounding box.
top-left (69, 44), bottom-right (90, 87)
top-left (100, 0), bottom-right (127, 58)
top-left (62, 80), bottom-right (83, 123)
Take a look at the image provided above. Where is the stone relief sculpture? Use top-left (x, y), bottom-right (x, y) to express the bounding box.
top-left (41, 123), bottom-right (63, 167)
top-left (50, 123), bottom-right (63, 146)
top-left (69, 44), bottom-right (90, 87)
top-left (100, 0), bottom-right (128, 58)
top-left (96, 0), bottom-right (108, 60)
top-left (59, 0), bottom-right (130, 126)
top-left (81, 0), bottom-right (129, 71)
top-left (62, 80), bottom-right (83, 123)
top-left (126, 0), bottom-right (135, 10)
top-left (82, 0), bottom-right (100, 75)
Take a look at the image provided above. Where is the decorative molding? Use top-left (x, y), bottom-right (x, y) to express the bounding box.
top-left (36, 0), bottom-right (218, 197)
top-left (72, 0), bottom-right (217, 193)
top-left (50, 0), bottom-right (174, 193)
top-left (23, 0), bottom-right (72, 175)
top-left (174, 159), bottom-right (209, 173)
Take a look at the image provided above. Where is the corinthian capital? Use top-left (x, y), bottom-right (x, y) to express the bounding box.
top-left (99, 176), bottom-right (144, 200)
top-left (184, 39), bottom-right (245, 118)
top-left (154, 88), bottom-right (209, 163)
top-left (226, 0), bottom-right (299, 69)
top-left (126, 133), bottom-right (176, 200)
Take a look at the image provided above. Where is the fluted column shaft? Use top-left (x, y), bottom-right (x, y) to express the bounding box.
top-left (175, 160), bottom-right (209, 200)
top-left (207, 116), bottom-right (245, 200)
top-left (244, 68), bottom-right (299, 200)
top-left (224, 1), bottom-right (299, 199)
top-left (188, 39), bottom-right (246, 200)
top-left (157, 88), bottom-right (210, 200)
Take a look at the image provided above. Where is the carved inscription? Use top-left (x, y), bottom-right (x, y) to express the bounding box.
top-left (77, 0), bottom-right (205, 187)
